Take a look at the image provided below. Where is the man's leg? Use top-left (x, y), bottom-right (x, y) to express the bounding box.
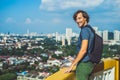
top-left (76, 62), bottom-right (94, 80)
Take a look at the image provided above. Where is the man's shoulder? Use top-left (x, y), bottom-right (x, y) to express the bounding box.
top-left (81, 26), bottom-right (90, 32)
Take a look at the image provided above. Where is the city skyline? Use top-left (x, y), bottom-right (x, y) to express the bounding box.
top-left (0, 0), bottom-right (120, 34)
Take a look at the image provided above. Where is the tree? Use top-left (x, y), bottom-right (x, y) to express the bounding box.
top-left (0, 73), bottom-right (17, 80)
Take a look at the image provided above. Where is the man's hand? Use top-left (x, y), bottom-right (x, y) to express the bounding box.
top-left (64, 66), bottom-right (73, 73)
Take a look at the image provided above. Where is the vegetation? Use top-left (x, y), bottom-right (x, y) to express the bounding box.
top-left (102, 44), bottom-right (120, 58)
top-left (0, 73), bottom-right (16, 80)
top-left (0, 37), bottom-right (120, 79)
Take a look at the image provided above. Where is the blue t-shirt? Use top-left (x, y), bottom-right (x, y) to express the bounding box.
top-left (77, 25), bottom-right (94, 62)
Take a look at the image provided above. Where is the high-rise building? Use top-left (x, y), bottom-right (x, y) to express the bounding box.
top-left (114, 30), bottom-right (120, 41)
top-left (67, 37), bottom-right (71, 45)
top-left (62, 35), bottom-right (65, 46)
top-left (3, 36), bottom-right (7, 43)
top-left (93, 27), bottom-right (98, 32)
top-left (55, 32), bottom-right (58, 42)
top-left (66, 28), bottom-right (73, 38)
top-left (93, 27), bottom-right (102, 37)
top-left (103, 30), bottom-right (108, 41)
top-left (66, 28), bottom-right (72, 45)
top-left (27, 29), bottom-right (29, 35)
top-left (97, 31), bottom-right (103, 37)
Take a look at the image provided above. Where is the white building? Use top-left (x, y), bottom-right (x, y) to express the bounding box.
top-left (97, 31), bottom-right (103, 37)
top-left (93, 27), bottom-right (102, 37)
top-left (62, 35), bottom-right (65, 46)
top-left (103, 30), bottom-right (108, 41)
top-left (114, 30), bottom-right (120, 41)
top-left (66, 28), bottom-right (73, 38)
top-left (55, 50), bottom-right (63, 55)
top-left (67, 37), bottom-right (71, 45)
top-left (93, 27), bottom-right (98, 32)
top-left (66, 28), bottom-right (73, 45)
top-left (0, 62), bottom-right (3, 70)
top-left (55, 32), bottom-right (62, 41)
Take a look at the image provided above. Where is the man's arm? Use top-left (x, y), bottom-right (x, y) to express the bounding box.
top-left (65, 39), bottom-right (88, 73)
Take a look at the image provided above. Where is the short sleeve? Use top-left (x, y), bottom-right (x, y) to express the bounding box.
top-left (81, 28), bottom-right (89, 40)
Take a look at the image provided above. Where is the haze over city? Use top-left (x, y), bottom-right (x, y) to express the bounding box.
top-left (0, 0), bottom-right (120, 34)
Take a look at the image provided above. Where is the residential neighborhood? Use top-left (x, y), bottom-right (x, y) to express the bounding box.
top-left (0, 32), bottom-right (76, 80)
top-left (0, 28), bottom-right (120, 80)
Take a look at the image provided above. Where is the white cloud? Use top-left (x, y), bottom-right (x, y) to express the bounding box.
top-left (102, 0), bottom-right (120, 9)
top-left (114, 0), bottom-right (120, 9)
top-left (39, 0), bottom-right (104, 11)
top-left (52, 18), bottom-right (61, 23)
top-left (6, 17), bottom-right (16, 23)
top-left (101, 0), bottom-right (120, 17)
top-left (25, 18), bottom-right (32, 24)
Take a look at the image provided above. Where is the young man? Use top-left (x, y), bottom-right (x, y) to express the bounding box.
top-left (65, 10), bottom-right (95, 80)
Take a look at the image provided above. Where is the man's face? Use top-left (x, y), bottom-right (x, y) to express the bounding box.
top-left (75, 13), bottom-right (87, 28)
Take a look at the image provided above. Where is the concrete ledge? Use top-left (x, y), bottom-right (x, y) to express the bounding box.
top-left (45, 68), bottom-right (76, 80)
top-left (45, 58), bottom-right (120, 80)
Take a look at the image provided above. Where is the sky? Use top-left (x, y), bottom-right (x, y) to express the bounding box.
top-left (0, 0), bottom-right (120, 34)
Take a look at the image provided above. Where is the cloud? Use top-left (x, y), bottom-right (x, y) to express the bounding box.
top-left (101, 0), bottom-right (120, 9)
top-left (39, 0), bottom-right (104, 11)
top-left (25, 18), bottom-right (32, 24)
top-left (114, 0), bottom-right (120, 9)
top-left (52, 18), bottom-right (61, 23)
top-left (6, 17), bottom-right (16, 23)
top-left (100, 0), bottom-right (120, 17)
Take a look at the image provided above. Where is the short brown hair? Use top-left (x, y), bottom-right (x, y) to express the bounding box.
top-left (73, 10), bottom-right (89, 23)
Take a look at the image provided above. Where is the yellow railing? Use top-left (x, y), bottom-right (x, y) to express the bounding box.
top-left (45, 67), bottom-right (76, 80)
top-left (90, 57), bottom-right (119, 80)
top-left (45, 57), bottom-right (120, 80)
